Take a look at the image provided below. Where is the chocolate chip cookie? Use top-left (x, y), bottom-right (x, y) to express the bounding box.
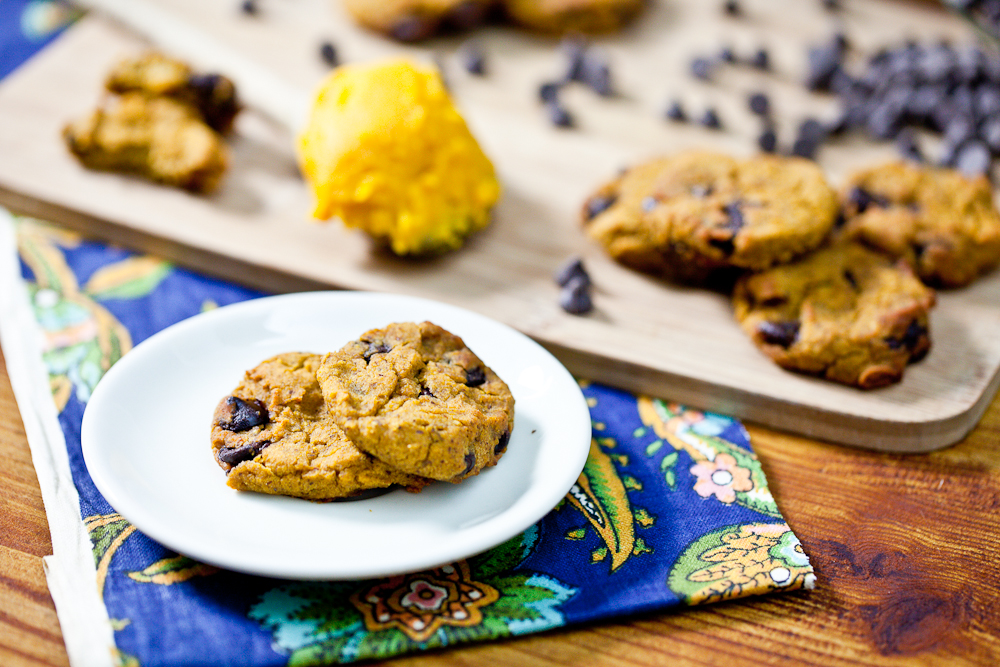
top-left (317, 322), bottom-right (515, 482)
top-left (211, 352), bottom-right (430, 500)
top-left (582, 151), bottom-right (839, 283)
top-left (840, 161), bottom-right (1000, 288)
top-left (503, 0), bottom-right (646, 35)
top-left (732, 242), bottom-right (936, 389)
top-left (341, 0), bottom-right (496, 41)
top-left (63, 92), bottom-right (228, 193)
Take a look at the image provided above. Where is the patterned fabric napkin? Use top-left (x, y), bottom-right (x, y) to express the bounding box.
top-left (1, 212), bottom-right (814, 667)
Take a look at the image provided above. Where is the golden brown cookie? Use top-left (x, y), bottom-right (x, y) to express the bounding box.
top-left (63, 92), bottom-right (228, 193)
top-left (582, 151), bottom-right (839, 283)
top-left (211, 352), bottom-right (431, 500)
top-left (317, 322), bottom-right (515, 482)
top-left (105, 52), bottom-right (241, 135)
top-left (840, 161), bottom-right (1000, 288)
top-left (502, 0), bottom-right (645, 35)
top-left (341, 0), bottom-right (497, 41)
top-left (732, 242), bottom-right (936, 389)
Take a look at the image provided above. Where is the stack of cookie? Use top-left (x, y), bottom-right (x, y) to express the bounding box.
top-left (582, 151), bottom-right (1000, 389)
top-left (210, 322), bottom-right (515, 500)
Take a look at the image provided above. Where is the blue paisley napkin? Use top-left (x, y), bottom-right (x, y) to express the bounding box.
top-left (2, 213), bottom-right (814, 667)
top-left (0, 10), bottom-right (812, 665)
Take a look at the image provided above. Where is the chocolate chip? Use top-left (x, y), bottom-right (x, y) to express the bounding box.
top-left (690, 57), bottom-right (714, 81)
top-left (217, 439), bottom-right (270, 466)
top-left (546, 101), bottom-right (574, 128)
top-left (723, 0), bottom-right (741, 16)
top-left (554, 256), bottom-right (591, 287)
top-left (843, 269), bottom-right (859, 290)
top-left (447, 1), bottom-right (489, 30)
top-left (757, 321), bottom-right (800, 347)
top-left (719, 46), bottom-right (736, 63)
top-left (700, 107), bottom-right (722, 129)
top-left (581, 55), bottom-right (613, 97)
top-left (459, 41), bottom-right (486, 75)
top-left (218, 396), bottom-right (268, 432)
top-left (494, 430), bottom-right (511, 455)
top-left (751, 48), bottom-right (770, 71)
top-left (561, 37), bottom-right (587, 82)
top-left (748, 92), bottom-right (770, 116)
top-left (886, 319), bottom-right (929, 357)
top-left (822, 0), bottom-right (840, 10)
top-left (419, 385), bottom-right (434, 398)
top-left (849, 187), bottom-right (890, 213)
top-left (560, 276), bottom-right (593, 315)
top-left (805, 42), bottom-right (844, 91)
top-left (981, 114), bottom-right (1000, 153)
top-left (792, 118), bottom-right (827, 159)
top-left (758, 125), bottom-right (778, 152)
top-left (465, 366), bottom-right (486, 387)
top-left (240, 0), bottom-right (257, 15)
top-left (539, 81), bottom-right (561, 103)
top-left (665, 99), bottom-right (687, 122)
top-left (584, 193), bottom-right (616, 219)
top-left (460, 451), bottom-right (477, 476)
top-left (319, 42), bottom-right (339, 68)
top-left (391, 14), bottom-right (438, 41)
top-left (363, 342), bottom-right (390, 363)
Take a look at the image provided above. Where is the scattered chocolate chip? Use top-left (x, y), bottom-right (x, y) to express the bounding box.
top-left (559, 276), bottom-right (594, 315)
top-left (690, 56), bottom-right (714, 81)
top-left (494, 430), bottom-right (511, 455)
top-left (700, 107), bottom-right (722, 129)
top-left (391, 14), bottom-right (438, 41)
top-left (805, 42), bottom-right (844, 91)
top-left (218, 396), bottom-right (268, 432)
top-left (319, 41), bottom-right (339, 68)
top-left (751, 48), bottom-right (771, 71)
top-left (363, 342), bottom-right (390, 363)
top-left (758, 124), bottom-right (778, 152)
top-left (584, 194), bottom-right (616, 219)
top-left (217, 439), bottom-right (270, 466)
top-left (719, 46), bottom-right (736, 63)
top-left (460, 451), bottom-right (477, 476)
top-left (581, 54), bottom-right (613, 96)
top-left (240, 0), bottom-right (258, 16)
top-left (554, 256), bottom-right (591, 287)
top-left (561, 37), bottom-right (587, 82)
top-left (546, 101), bottom-right (574, 128)
top-left (757, 320), bottom-right (800, 347)
top-left (459, 41), bottom-right (486, 75)
top-left (748, 92), bottom-right (770, 116)
top-left (539, 81), bottom-right (561, 103)
top-left (665, 99), bottom-right (687, 122)
top-left (723, 0), bottom-right (741, 16)
top-left (822, 0), bottom-right (840, 10)
top-left (465, 366), bottom-right (487, 387)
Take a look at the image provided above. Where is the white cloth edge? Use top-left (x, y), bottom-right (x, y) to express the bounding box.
top-left (0, 208), bottom-right (115, 667)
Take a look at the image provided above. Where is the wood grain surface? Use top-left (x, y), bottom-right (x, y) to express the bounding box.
top-left (3, 342), bottom-right (1000, 667)
top-left (2, 0), bottom-right (1000, 452)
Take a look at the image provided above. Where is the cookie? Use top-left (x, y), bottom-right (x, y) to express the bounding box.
top-left (63, 92), bottom-right (228, 193)
top-left (317, 322), bottom-right (515, 482)
top-left (732, 242), bottom-right (936, 389)
top-left (341, 0), bottom-right (496, 41)
top-left (839, 161), bottom-right (1000, 288)
top-left (211, 352), bottom-right (431, 500)
top-left (582, 151), bottom-right (839, 283)
top-left (502, 0), bottom-right (645, 35)
top-left (105, 52), bottom-right (241, 134)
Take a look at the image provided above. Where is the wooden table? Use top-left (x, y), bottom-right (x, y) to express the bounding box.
top-left (3, 343), bottom-right (999, 667)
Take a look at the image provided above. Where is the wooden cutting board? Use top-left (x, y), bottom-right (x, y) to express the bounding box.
top-left (1, 0), bottom-right (999, 452)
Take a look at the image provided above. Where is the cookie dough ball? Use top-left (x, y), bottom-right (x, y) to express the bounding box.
top-left (582, 151), bottom-right (839, 283)
top-left (211, 352), bottom-right (430, 499)
top-left (297, 59), bottom-right (501, 255)
top-left (317, 322), bottom-right (515, 482)
top-left (733, 242), bottom-right (936, 389)
top-left (840, 161), bottom-right (1000, 288)
top-left (341, 0), bottom-right (497, 41)
top-left (502, 0), bottom-right (645, 35)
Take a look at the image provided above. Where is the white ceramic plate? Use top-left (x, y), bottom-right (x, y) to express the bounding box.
top-left (81, 291), bottom-right (591, 580)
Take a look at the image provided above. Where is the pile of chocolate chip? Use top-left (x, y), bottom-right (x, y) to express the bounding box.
top-left (812, 35), bottom-right (1000, 176)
